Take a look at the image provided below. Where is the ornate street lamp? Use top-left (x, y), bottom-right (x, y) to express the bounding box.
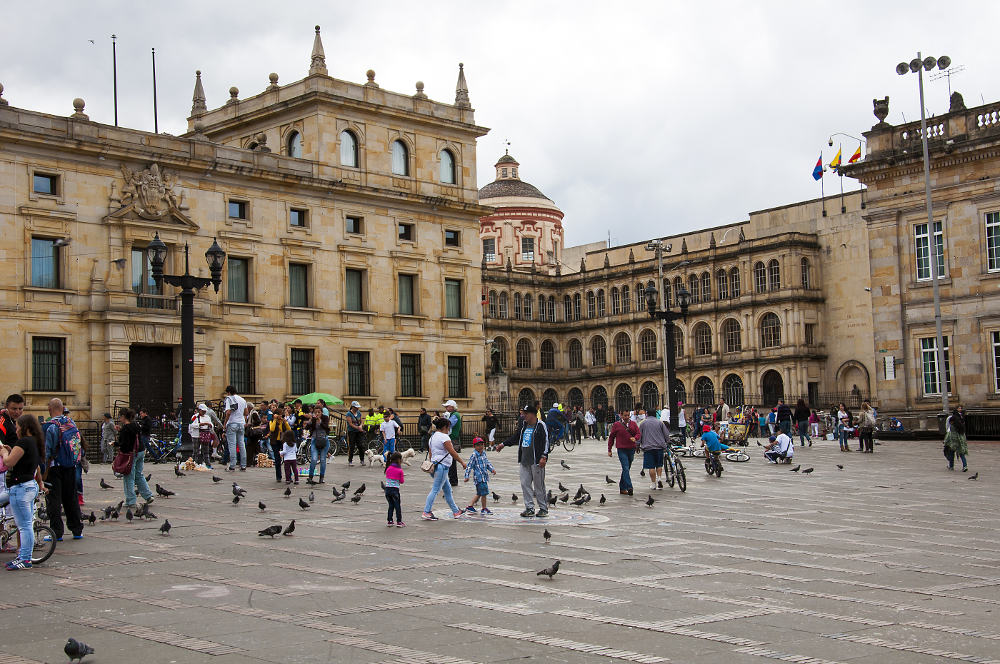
top-left (643, 281), bottom-right (690, 435)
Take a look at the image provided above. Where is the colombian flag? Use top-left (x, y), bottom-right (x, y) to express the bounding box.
top-left (829, 148), bottom-right (842, 171)
top-left (848, 146), bottom-right (862, 164)
top-left (812, 154), bottom-right (823, 181)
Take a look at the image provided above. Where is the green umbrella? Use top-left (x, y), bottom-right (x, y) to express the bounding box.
top-left (295, 392), bottom-right (343, 406)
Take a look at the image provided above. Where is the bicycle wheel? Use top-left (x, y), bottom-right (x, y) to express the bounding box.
top-left (704, 456), bottom-right (714, 475)
top-left (693, 447), bottom-right (706, 458)
top-left (725, 450), bottom-right (750, 462)
top-left (367, 438), bottom-right (383, 455)
top-left (16, 525), bottom-right (57, 565)
top-left (562, 437), bottom-right (576, 452)
top-left (676, 462), bottom-right (687, 492)
top-left (665, 460), bottom-right (676, 488)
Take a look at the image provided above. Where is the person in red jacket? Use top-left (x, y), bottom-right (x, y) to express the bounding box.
top-left (607, 409), bottom-right (640, 495)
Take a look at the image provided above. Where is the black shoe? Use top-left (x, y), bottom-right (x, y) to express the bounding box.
top-left (535, 510), bottom-right (549, 518)
top-left (626, 488), bottom-right (633, 496)
top-left (519, 508), bottom-right (535, 518)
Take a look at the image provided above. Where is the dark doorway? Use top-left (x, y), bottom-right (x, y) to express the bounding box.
top-left (129, 345), bottom-right (174, 417)
top-left (761, 370), bottom-right (784, 407)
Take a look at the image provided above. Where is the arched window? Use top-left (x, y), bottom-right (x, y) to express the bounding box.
top-left (611, 287), bottom-right (621, 315)
top-left (722, 318), bottom-right (742, 353)
top-left (563, 295), bottom-right (572, 321)
top-left (523, 294), bottom-right (533, 320)
top-left (339, 130), bottom-right (358, 167)
top-left (639, 329), bottom-right (657, 362)
top-left (754, 261), bottom-right (767, 293)
top-left (287, 130), bottom-right (303, 158)
top-left (542, 388), bottom-right (559, 408)
top-left (688, 274), bottom-right (700, 303)
top-left (587, 291), bottom-right (596, 318)
top-left (663, 279), bottom-right (672, 308)
top-left (568, 339), bottom-right (583, 369)
top-left (573, 293), bottom-right (581, 321)
top-left (517, 388), bottom-right (535, 409)
top-left (729, 267), bottom-right (741, 298)
top-left (722, 374), bottom-right (745, 406)
top-left (673, 379), bottom-right (687, 405)
top-left (614, 332), bottom-right (632, 364)
top-left (498, 292), bottom-right (508, 319)
top-left (717, 269), bottom-right (729, 300)
top-left (694, 322), bottom-right (712, 356)
top-left (495, 337), bottom-right (508, 370)
top-left (391, 140), bottom-right (409, 176)
top-left (673, 276), bottom-right (683, 303)
top-left (701, 272), bottom-right (711, 301)
top-left (590, 336), bottom-right (607, 367)
top-left (439, 149), bottom-right (456, 184)
top-left (672, 327), bottom-right (684, 356)
top-left (694, 376), bottom-right (715, 405)
top-left (640, 381), bottom-right (659, 413)
top-left (540, 340), bottom-right (555, 370)
top-left (622, 285), bottom-right (631, 314)
top-left (638, 283), bottom-right (646, 310)
top-left (568, 388), bottom-right (584, 409)
top-left (597, 289), bottom-right (606, 317)
top-left (487, 290), bottom-right (497, 318)
top-left (516, 339), bottom-right (532, 369)
top-left (591, 385), bottom-right (608, 410)
top-left (760, 312), bottom-right (781, 348)
top-left (548, 295), bottom-right (556, 322)
top-left (768, 259), bottom-right (781, 291)
top-left (615, 383), bottom-right (634, 413)
top-left (801, 257), bottom-right (811, 289)
top-left (513, 293), bottom-right (522, 320)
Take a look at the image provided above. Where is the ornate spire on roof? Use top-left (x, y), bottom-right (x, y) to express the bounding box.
top-left (309, 25), bottom-right (328, 76)
top-left (709, 232), bottom-right (717, 248)
top-left (603, 254), bottom-right (610, 268)
top-left (190, 70), bottom-right (207, 116)
top-left (680, 238), bottom-right (688, 253)
top-left (455, 62), bottom-right (471, 108)
top-left (738, 228), bottom-right (746, 242)
top-left (628, 248), bottom-right (635, 263)
top-left (580, 257), bottom-right (586, 273)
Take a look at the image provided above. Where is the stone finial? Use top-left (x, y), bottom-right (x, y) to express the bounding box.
top-left (191, 121), bottom-right (208, 141)
top-left (628, 248), bottom-right (635, 263)
top-left (603, 254), bottom-right (610, 268)
top-left (709, 232), bottom-right (717, 248)
top-left (190, 70), bottom-right (207, 116)
top-left (872, 96), bottom-right (890, 127)
top-left (580, 257), bottom-right (586, 273)
top-left (680, 238), bottom-right (688, 253)
top-left (227, 86), bottom-right (239, 105)
top-left (71, 98), bottom-right (89, 120)
top-left (0, 82), bottom-right (7, 106)
top-left (267, 72), bottom-right (279, 91)
top-left (364, 69), bottom-right (379, 88)
top-left (555, 263), bottom-right (561, 276)
top-left (949, 91), bottom-right (966, 113)
top-left (738, 228), bottom-right (746, 243)
top-left (413, 81), bottom-right (428, 100)
top-left (506, 257), bottom-right (512, 272)
top-left (309, 25), bottom-right (328, 76)
top-left (455, 62), bottom-right (471, 108)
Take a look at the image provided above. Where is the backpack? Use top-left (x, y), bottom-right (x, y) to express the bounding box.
top-left (45, 416), bottom-right (83, 467)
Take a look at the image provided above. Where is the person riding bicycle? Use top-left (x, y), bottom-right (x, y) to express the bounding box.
top-left (700, 425), bottom-right (730, 472)
top-left (546, 403), bottom-right (566, 443)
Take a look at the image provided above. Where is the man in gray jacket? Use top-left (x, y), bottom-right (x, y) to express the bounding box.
top-left (638, 415), bottom-right (670, 491)
top-left (497, 404), bottom-right (550, 518)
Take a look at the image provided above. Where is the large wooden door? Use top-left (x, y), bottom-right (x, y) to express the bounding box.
top-left (129, 345), bottom-right (173, 417)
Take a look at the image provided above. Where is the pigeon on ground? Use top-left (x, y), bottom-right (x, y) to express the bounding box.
top-left (258, 501), bottom-right (266, 512)
top-left (99, 478), bottom-right (113, 490)
top-left (559, 493), bottom-right (569, 503)
top-left (350, 494), bottom-right (362, 504)
top-left (599, 494), bottom-right (606, 505)
top-left (232, 482), bottom-right (247, 497)
top-left (537, 560), bottom-right (560, 579)
top-left (574, 485), bottom-right (587, 500)
top-left (174, 466), bottom-right (185, 477)
top-left (354, 483), bottom-right (366, 496)
top-left (125, 509), bottom-right (133, 524)
top-left (492, 491), bottom-right (500, 503)
top-left (789, 465), bottom-right (801, 472)
top-left (159, 519), bottom-right (171, 535)
top-left (512, 493), bottom-right (518, 503)
top-left (969, 472), bottom-right (979, 480)
top-left (802, 468), bottom-right (814, 474)
top-left (298, 497), bottom-right (310, 510)
top-left (283, 520), bottom-right (295, 536)
top-left (232, 495), bottom-right (241, 505)
top-left (155, 484), bottom-right (174, 497)
top-left (143, 509), bottom-right (157, 521)
top-left (134, 503), bottom-right (146, 519)
top-left (258, 525), bottom-right (281, 538)
top-left (341, 480), bottom-right (351, 490)
top-left (308, 491), bottom-right (315, 503)
top-left (331, 486), bottom-right (342, 498)
top-left (836, 464), bottom-right (844, 470)
top-left (103, 506), bottom-right (113, 519)
top-left (570, 496), bottom-right (587, 506)
top-left (212, 475), bottom-right (222, 483)
top-left (548, 493), bottom-right (558, 506)
top-left (558, 482), bottom-right (568, 492)
top-left (543, 529), bottom-right (551, 544)
top-left (87, 511), bottom-right (96, 526)
top-left (145, 473), bottom-right (152, 482)
top-left (64, 637), bottom-right (94, 663)
top-left (116, 500), bottom-right (124, 511)
top-left (646, 495), bottom-right (655, 507)
top-left (756, 441), bottom-right (763, 446)
top-left (605, 475), bottom-right (615, 484)
top-left (583, 493), bottom-right (592, 504)
top-left (331, 493), bottom-right (345, 503)
top-left (560, 460), bottom-right (570, 470)
top-left (110, 509), bottom-right (119, 521)
top-left (284, 486), bottom-right (292, 497)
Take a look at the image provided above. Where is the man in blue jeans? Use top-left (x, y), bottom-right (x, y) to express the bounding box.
top-left (607, 409), bottom-right (640, 495)
top-left (223, 386), bottom-right (249, 472)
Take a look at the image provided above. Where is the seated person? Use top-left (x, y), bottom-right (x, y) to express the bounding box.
top-left (763, 432), bottom-right (794, 463)
top-left (889, 417), bottom-right (904, 432)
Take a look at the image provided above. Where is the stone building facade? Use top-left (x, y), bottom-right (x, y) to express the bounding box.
top-left (0, 27), bottom-right (491, 420)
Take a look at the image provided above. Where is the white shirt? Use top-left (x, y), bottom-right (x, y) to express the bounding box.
top-left (189, 413), bottom-right (211, 438)
top-left (281, 442), bottom-right (297, 461)
top-left (380, 419), bottom-right (400, 441)
top-left (585, 411), bottom-right (596, 425)
top-left (224, 394), bottom-right (247, 426)
top-left (678, 409), bottom-right (686, 427)
top-left (427, 431), bottom-right (453, 468)
top-left (659, 410), bottom-right (670, 423)
top-left (775, 432), bottom-right (793, 457)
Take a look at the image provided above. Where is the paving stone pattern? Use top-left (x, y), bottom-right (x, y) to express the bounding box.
top-left (0, 437), bottom-right (997, 663)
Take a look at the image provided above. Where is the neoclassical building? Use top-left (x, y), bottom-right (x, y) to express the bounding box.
top-left (0, 27), bottom-right (491, 420)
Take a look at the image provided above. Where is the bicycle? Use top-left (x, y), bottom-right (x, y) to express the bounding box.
top-left (723, 449), bottom-right (751, 463)
top-left (704, 450), bottom-right (724, 477)
top-left (146, 434), bottom-right (182, 464)
top-left (0, 492), bottom-right (57, 565)
top-left (663, 447), bottom-right (687, 492)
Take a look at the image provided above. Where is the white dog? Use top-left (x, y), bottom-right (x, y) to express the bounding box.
top-left (364, 449), bottom-right (386, 467)
top-left (399, 447), bottom-right (416, 466)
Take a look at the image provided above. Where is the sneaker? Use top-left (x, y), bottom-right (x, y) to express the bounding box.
top-left (464, 506), bottom-right (478, 514)
top-left (396, 521), bottom-right (406, 527)
top-left (650, 483), bottom-right (657, 491)
top-left (72, 534), bottom-right (83, 540)
top-left (962, 466), bottom-right (968, 472)
top-left (56, 537), bottom-right (63, 542)
top-left (348, 463), bottom-right (354, 467)
top-left (421, 512), bottom-right (438, 521)
top-left (480, 508), bottom-right (493, 515)
top-left (387, 521), bottom-right (395, 527)
top-left (535, 509), bottom-right (549, 518)
top-left (658, 480), bottom-right (664, 489)
top-left (144, 496), bottom-right (155, 505)
top-left (239, 467), bottom-right (247, 472)
top-left (5, 558), bottom-right (31, 570)
top-left (78, 496), bottom-right (85, 506)
top-left (519, 508), bottom-right (535, 518)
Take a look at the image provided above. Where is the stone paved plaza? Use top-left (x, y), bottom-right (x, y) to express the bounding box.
top-left (1, 436), bottom-right (998, 664)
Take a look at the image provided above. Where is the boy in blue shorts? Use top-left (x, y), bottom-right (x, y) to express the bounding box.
top-left (463, 436), bottom-right (496, 514)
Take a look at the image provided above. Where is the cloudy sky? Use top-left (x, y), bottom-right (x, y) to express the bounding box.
top-left (3, 1), bottom-right (998, 247)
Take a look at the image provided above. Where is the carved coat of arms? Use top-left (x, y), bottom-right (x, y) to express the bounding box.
top-left (120, 163), bottom-right (180, 220)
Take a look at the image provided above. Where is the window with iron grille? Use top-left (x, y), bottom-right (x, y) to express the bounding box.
top-left (290, 348), bottom-right (315, 395)
top-left (701, 272), bottom-right (711, 300)
top-left (768, 259), bottom-right (781, 291)
top-left (717, 269), bottom-right (728, 300)
top-left (346, 350), bottom-right (369, 396)
top-left (447, 356), bottom-right (467, 398)
top-left (569, 339), bottom-right (583, 369)
top-left (722, 374), bottom-right (744, 406)
top-left (987, 212), bottom-right (1000, 272)
top-left (694, 376), bottom-right (715, 405)
top-left (801, 257), bottom-right (811, 288)
top-left (688, 274), bottom-right (699, 303)
top-left (229, 345), bottom-right (255, 395)
top-left (587, 291), bottom-right (595, 318)
top-left (597, 290), bottom-right (606, 316)
top-left (482, 237), bottom-right (496, 262)
top-left (754, 262), bottom-right (766, 293)
top-left (614, 333), bottom-right (632, 364)
top-left (760, 313), bottom-right (781, 348)
top-left (639, 329), bottom-right (657, 361)
top-left (498, 292), bottom-right (508, 318)
top-left (591, 336), bottom-right (607, 367)
top-left (722, 318), bottom-right (741, 353)
top-left (32, 337), bottom-right (65, 391)
top-left (400, 353), bottom-right (422, 397)
top-left (540, 340), bottom-right (555, 370)
top-left (695, 323), bottom-right (712, 356)
top-left (920, 336), bottom-right (951, 395)
top-left (730, 267), bottom-right (741, 298)
top-left (516, 339), bottom-right (532, 369)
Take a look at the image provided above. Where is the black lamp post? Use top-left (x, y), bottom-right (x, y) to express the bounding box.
top-left (644, 282), bottom-right (690, 435)
top-left (148, 232), bottom-right (226, 452)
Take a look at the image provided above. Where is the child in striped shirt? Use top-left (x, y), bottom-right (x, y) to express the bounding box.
top-left (462, 437), bottom-right (496, 515)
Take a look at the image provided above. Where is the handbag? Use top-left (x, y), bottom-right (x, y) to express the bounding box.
top-left (421, 452), bottom-right (444, 474)
top-left (112, 451), bottom-right (134, 475)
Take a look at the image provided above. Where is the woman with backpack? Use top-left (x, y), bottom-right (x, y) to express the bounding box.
top-left (944, 406), bottom-right (969, 472)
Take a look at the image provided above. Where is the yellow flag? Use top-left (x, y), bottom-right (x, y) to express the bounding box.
top-left (829, 147), bottom-right (842, 170)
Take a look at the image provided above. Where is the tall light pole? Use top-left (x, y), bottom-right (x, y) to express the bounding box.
top-left (896, 53), bottom-right (952, 415)
top-left (643, 282), bottom-right (690, 435)
top-left (644, 239), bottom-right (671, 408)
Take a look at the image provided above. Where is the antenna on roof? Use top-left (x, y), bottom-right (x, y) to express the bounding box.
top-left (929, 64), bottom-right (965, 98)
top-left (504, 138), bottom-right (511, 155)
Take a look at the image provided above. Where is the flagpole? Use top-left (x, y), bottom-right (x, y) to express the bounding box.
top-left (152, 47), bottom-right (159, 134)
top-left (821, 168), bottom-right (826, 217)
top-left (839, 143), bottom-right (845, 213)
top-left (111, 34), bottom-right (118, 126)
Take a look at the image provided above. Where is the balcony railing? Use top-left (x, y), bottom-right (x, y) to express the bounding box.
top-left (135, 294), bottom-right (177, 311)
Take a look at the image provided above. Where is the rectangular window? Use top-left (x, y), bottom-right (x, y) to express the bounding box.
top-left (228, 200), bottom-right (247, 220)
top-left (227, 257), bottom-right (249, 303)
top-left (447, 356), bottom-right (468, 399)
top-left (31, 237), bottom-right (60, 288)
top-left (131, 247), bottom-right (166, 308)
top-left (398, 273), bottom-right (415, 315)
top-left (289, 208), bottom-right (307, 227)
top-left (445, 229), bottom-right (460, 247)
top-left (915, 221), bottom-right (945, 281)
top-left (346, 215), bottom-right (363, 235)
top-left (32, 173), bottom-right (58, 195)
top-left (521, 237), bottom-right (535, 262)
top-left (445, 279), bottom-right (462, 318)
top-left (920, 336), bottom-right (951, 395)
top-left (483, 238), bottom-right (496, 262)
top-left (32, 337), bottom-right (65, 391)
top-left (347, 351), bottom-right (370, 396)
top-left (804, 323), bottom-right (816, 346)
top-left (993, 331), bottom-right (1000, 392)
top-left (288, 263), bottom-right (309, 308)
top-left (346, 268), bottom-right (364, 311)
top-left (400, 353), bottom-right (422, 397)
top-left (229, 345), bottom-right (255, 395)
top-left (987, 212), bottom-right (1000, 273)
top-left (398, 223), bottom-right (414, 241)
top-left (290, 348), bottom-right (315, 395)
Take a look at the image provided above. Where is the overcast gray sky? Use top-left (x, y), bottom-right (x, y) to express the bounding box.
top-left (3, 1), bottom-right (998, 247)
